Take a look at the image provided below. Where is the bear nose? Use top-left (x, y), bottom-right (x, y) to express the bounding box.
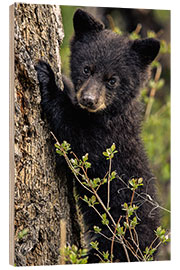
top-left (81, 94), bottom-right (96, 108)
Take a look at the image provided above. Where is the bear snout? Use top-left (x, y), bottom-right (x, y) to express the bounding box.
top-left (80, 93), bottom-right (98, 108)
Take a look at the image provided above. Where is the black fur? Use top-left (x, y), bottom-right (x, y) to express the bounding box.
top-left (35, 9), bottom-right (160, 263)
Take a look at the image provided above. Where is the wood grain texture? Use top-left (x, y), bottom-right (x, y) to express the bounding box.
top-left (9, 3), bottom-right (79, 266)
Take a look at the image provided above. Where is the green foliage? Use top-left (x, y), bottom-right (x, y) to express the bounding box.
top-left (63, 245), bottom-right (88, 264)
top-left (143, 226), bottom-right (170, 261)
top-left (55, 141), bottom-right (71, 155)
top-left (130, 216), bottom-right (138, 228)
top-left (90, 242), bottom-right (111, 263)
top-left (90, 241), bottom-right (99, 250)
top-left (144, 246), bottom-right (156, 261)
top-left (142, 102), bottom-right (170, 183)
top-left (101, 213), bottom-right (109, 226)
top-left (155, 226), bottom-right (170, 244)
top-left (129, 177), bottom-right (143, 191)
top-left (153, 10), bottom-right (170, 24)
top-left (60, 6), bottom-right (80, 76)
top-left (122, 203), bottom-right (138, 218)
top-left (116, 224), bottom-right (125, 236)
top-left (94, 226), bottom-right (102, 233)
top-left (18, 228), bottom-right (29, 240)
top-left (56, 140), bottom-right (170, 263)
top-left (82, 195), bottom-right (99, 207)
top-left (103, 143), bottom-right (118, 160)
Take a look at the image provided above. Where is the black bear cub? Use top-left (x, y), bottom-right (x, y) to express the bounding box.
top-left (36, 9), bottom-right (160, 263)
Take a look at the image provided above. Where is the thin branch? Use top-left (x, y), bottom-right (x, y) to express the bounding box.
top-left (110, 215), bottom-right (122, 262)
top-left (107, 157), bottom-right (112, 209)
top-left (144, 64), bottom-right (162, 121)
top-left (117, 175), bottom-right (171, 214)
top-left (134, 23), bottom-right (142, 35)
top-left (51, 132), bottom-right (170, 263)
top-left (51, 132), bottom-right (93, 194)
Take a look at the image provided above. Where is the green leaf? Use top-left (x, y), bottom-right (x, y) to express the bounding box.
top-left (80, 249), bottom-right (88, 256)
top-left (83, 195), bottom-right (89, 203)
top-left (103, 144), bottom-right (118, 160)
top-left (91, 195), bottom-right (96, 204)
top-left (92, 178), bottom-right (101, 188)
top-left (138, 177), bottom-right (143, 184)
top-left (103, 251), bottom-right (109, 260)
top-left (129, 178), bottom-right (143, 190)
top-left (102, 213), bottom-right (109, 225)
top-left (90, 241), bottom-right (99, 250)
top-left (129, 32), bottom-right (140, 40)
top-left (70, 158), bottom-right (78, 167)
top-left (72, 244), bottom-right (78, 253)
top-left (149, 79), bottom-right (157, 89)
top-left (123, 203), bottom-right (128, 210)
top-left (56, 149), bottom-right (63, 156)
top-left (61, 141), bottom-right (71, 152)
top-left (130, 216), bottom-right (138, 228)
top-left (78, 257), bottom-right (88, 264)
top-left (117, 225), bottom-right (125, 236)
top-left (160, 40), bottom-right (169, 54)
top-left (151, 60), bottom-right (160, 68)
top-left (94, 226), bottom-right (102, 233)
top-left (54, 143), bottom-right (60, 149)
top-left (85, 162), bottom-right (91, 169)
top-left (82, 153), bottom-right (88, 162)
top-left (110, 171), bottom-right (117, 181)
top-left (111, 143), bottom-right (116, 152)
top-left (147, 30), bottom-right (156, 38)
top-left (70, 253), bottom-right (77, 263)
top-left (155, 226), bottom-right (169, 243)
top-left (156, 79), bottom-right (165, 90)
top-left (114, 27), bottom-right (122, 35)
top-left (63, 245), bottom-right (88, 264)
top-left (102, 178), bottom-right (107, 185)
top-left (18, 228), bottom-right (29, 240)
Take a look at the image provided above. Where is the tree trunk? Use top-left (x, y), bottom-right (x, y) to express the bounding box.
top-left (10, 3), bottom-right (79, 266)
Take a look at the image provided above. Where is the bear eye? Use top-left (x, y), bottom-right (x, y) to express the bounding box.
top-left (83, 66), bottom-right (91, 75)
top-left (108, 77), bottom-right (117, 86)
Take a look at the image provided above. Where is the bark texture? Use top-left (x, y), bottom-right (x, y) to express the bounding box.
top-left (11, 3), bottom-right (77, 266)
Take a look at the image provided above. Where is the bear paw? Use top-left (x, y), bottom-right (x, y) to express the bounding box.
top-left (35, 60), bottom-right (55, 85)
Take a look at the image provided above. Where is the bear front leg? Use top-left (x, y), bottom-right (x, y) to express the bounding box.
top-left (35, 60), bottom-right (65, 132)
top-left (35, 60), bottom-right (59, 102)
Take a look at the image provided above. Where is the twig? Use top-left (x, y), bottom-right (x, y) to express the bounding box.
top-left (117, 175), bottom-right (171, 214)
top-left (110, 216), bottom-right (122, 262)
top-left (51, 132), bottom-right (93, 194)
top-left (106, 15), bottom-right (115, 31)
top-left (51, 131), bottom-right (170, 263)
top-left (134, 23), bottom-right (142, 35)
top-left (130, 189), bottom-right (135, 206)
top-left (51, 132), bottom-right (130, 258)
top-left (95, 171), bottom-right (108, 192)
top-left (123, 238), bottom-right (142, 261)
top-left (144, 64), bottom-right (162, 121)
top-left (107, 157), bottom-right (112, 209)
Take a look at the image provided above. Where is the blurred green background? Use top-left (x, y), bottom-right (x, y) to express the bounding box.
top-left (60, 6), bottom-right (170, 260)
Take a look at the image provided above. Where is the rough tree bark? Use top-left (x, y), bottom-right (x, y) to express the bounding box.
top-left (10, 3), bottom-right (79, 266)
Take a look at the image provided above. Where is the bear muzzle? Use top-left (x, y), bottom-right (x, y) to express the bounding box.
top-left (77, 78), bottom-right (106, 112)
top-left (80, 93), bottom-right (98, 108)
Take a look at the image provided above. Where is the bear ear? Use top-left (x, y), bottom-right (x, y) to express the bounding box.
top-left (73, 9), bottom-right (104, 36)
top-left (131, 38), bottom-right (160, 65)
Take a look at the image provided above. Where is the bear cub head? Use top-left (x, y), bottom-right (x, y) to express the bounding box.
top-left (70, 9), bottom-right (160, 113)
